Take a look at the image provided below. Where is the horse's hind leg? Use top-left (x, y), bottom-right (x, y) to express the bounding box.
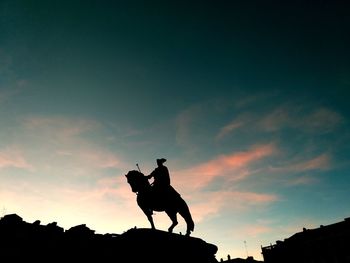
top-left (165, 211), bottom-right (178, 233)
top-left (185, 217), bottom-right (194, 236)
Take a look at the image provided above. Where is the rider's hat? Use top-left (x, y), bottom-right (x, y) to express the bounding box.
top-left (157, 158), bottom-right (167, 164)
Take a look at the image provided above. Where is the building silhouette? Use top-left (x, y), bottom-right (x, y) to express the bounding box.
top-left (220, 254), bottom-right (263, 263)
top-left (261, 217), bottom-right (350, 263)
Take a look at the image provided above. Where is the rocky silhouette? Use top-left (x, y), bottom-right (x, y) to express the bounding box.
top-left (0, 213), bottom-right (218, 262)
top-left (125, 169), bottom-right (195, 236)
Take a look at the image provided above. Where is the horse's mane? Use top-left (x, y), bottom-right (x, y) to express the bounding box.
top-left (126, 170), bottom-right (144, 178)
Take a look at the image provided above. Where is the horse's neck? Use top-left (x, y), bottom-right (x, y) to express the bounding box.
top-left (137, 182), bottom-right (151, 194)
top-left (128, 174), bottom-right (151, 194)
top-left (140, 183), bottom-right (151, 191)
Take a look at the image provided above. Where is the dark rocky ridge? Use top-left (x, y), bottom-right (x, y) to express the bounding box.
top-left (0, 213), bottom-right (218, 262)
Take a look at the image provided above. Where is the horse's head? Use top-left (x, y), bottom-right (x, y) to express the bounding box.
top-left (125, 170), bottom-right (150, 193)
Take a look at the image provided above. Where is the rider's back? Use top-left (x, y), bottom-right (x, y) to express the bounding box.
top-left (152, 166), bottom-right (170, 188)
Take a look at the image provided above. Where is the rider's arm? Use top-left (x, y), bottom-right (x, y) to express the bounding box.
top-left (146, 170), bottom-right (155, 179)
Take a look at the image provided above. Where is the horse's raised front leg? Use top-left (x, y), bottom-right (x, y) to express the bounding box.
top-left (165, 210), bottom-right (178, 233)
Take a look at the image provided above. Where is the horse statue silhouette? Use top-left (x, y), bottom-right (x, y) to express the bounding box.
top-left (125, 170), bottom-right (195, 236)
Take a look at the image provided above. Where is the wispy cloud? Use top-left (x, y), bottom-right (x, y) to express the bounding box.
top-left (269, 153), bottom-right (331, 174)
top-left (259, 106), bottom-right (343, 133)
top-left (239, 224), bottom-right (272, 238)
top-left (215, 101), bottom-right (344, 141)
top-left (174, 143), bottom-right (277, 190)
top-left (189, 190), bottom-right (278, 222)
top-left (18, 115), bottom-right (130, 170)
top-left (23, 116), bottom-right (99, 137)
top-left (77, 149), bottom-right (124, 169)
top-left (295, 154), bottom-right (330, 171)
top-left (175, 104), bottom-right (202, 149)
top-left (286, 175), bottom-right (319, 186)
top-left (216, 120), bottom-right (244, 140)
top-left (300, 108), bottom-right (344, 132)
top-left (259, 107), bottom-right (291, 132)
top-left (0, 147), bottom-right (33, 170)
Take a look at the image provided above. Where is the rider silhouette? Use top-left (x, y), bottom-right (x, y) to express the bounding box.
top-left (147, 158), bottom-right (170, 191)
top-left (146, 158), bottom-right (180, 213)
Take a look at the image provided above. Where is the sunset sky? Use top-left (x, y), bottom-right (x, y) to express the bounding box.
top-left (1, 1), bottom-right (349, 260)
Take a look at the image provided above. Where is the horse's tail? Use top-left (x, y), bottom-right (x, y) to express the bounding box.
top-left (179, 198), bottom-right (195, 232)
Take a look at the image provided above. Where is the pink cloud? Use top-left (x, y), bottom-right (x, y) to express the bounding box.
top-left (80, 150), bottom-right (124, 169)
top-left (259, 107), bottom-right (291, 132)
top-left (243, 225), bottom-right (272, 238)
top-left (295, 154), bottom-right (330, 171)
top-left (232, 191), bottom-right (278, 204)
top-left (20, 115), bottom-right (128, 171)
top-left (287, 175), bottom-right (319, 186)
top-left (269, 153), bottom-right (330, 174)
top-left (0, 148), bottom-right (33, 170)
top-left (23, 116), bottom-right (99, 141)
top-left (175, 105), bottom-right (201, 148)
top-left (216, 120), bottom-right (244, 140)
top-left (189, 190), bottom-right (278, 222)
top-left (96, 176), bottom-right (135, 201)
top-left (301, 108), bottom-right (343, 132)
top-left (259, 106), bottom-right (343, 133)
top-left (174, 144), bottom-right (277, 190)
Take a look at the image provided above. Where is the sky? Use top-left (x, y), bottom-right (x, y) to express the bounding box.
top-left (0, 0), bottom-right (349, 260)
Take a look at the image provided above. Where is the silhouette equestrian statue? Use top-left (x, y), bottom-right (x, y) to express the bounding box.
top-left (125, 164), bottom-right (195, 236)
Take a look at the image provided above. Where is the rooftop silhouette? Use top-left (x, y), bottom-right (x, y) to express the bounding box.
top-left (262, 217), bottom-right (350, 263)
